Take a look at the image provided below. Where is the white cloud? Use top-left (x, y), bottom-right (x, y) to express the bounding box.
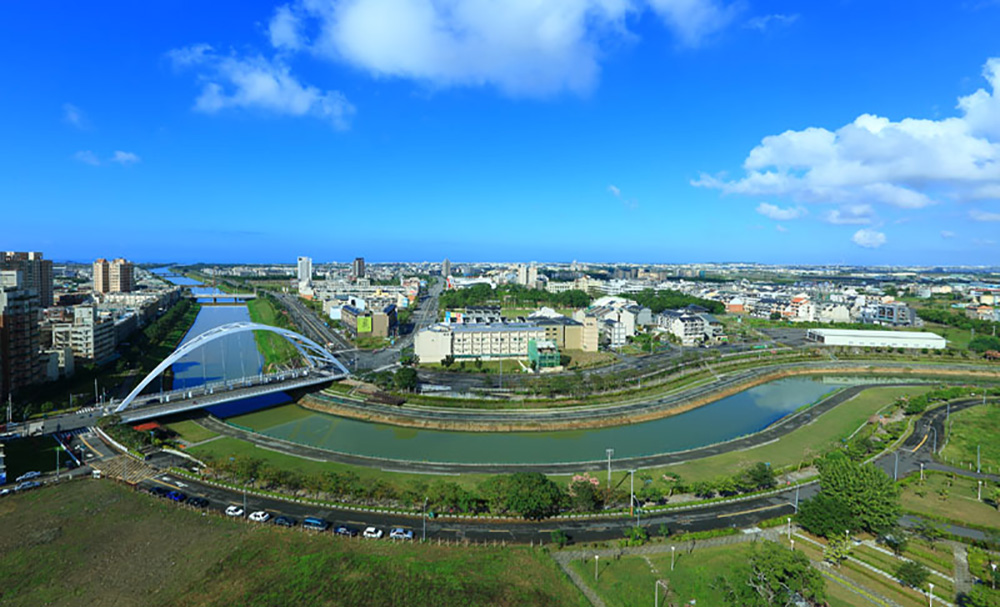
top-left (168, 45), bottom-right (355, 130)
top-left (607, 184), bottom-right (622, 197)
top-left (970, 208), bottom-right (1000, 221)
top-left (73, 150), bottom-right (100, 166)
top-left (270, 4), bottom-right (303, 50)
top-left (112, 151), bottom-right (141, 165)
top-left (269, 0), bottom-right (740, 97)
top-left (822, 204), bottom-right (875, 225)
top-left (755, 202), bottom-right (805, 220)
top-left (744, 13), bottom-right (797, 32)
top-left (774, 224), bottom-right (787, 232)
top-left (940, 230), bottom-right (956, 238)
top-left (646, 0), bottom-right (743, 47)
top-left (607, 183), bottom-right (637, 209)
top-left (852, 228), bottom-right (886, 249)
top-left (63, 103), bottom-right (88, 129)
top-left (694, 57), bottom-right (1000, 215)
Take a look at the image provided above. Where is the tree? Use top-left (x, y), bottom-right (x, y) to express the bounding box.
top-left (818, 454), bottom-right (900, 535)
top-left (567, 474), bottom-right (602, 512)
top-left (913, 519), bottom-right (944, 543)
top-left (716, 542), bottom-right (826, 607)
top-left (965, 586), bottom-right (1000, 607)
top-left (824, 534), bottom-right (853, 567)
top-left (992, 486), bottom-right (1000, 511)
top-left (798, 493), bottom-right (853, 538)
top-left (882, 531), bottom-right (909, 556)
top-left (770, 311), bottom-right (783, 321)
top-left (393, 367), bottom-right (418, 392)
top-left (441, 355), bottom-right (455, 368)
top-left (479, 472), bottom-right (565, 519)
top-left (622, 526), bottom-right (649, 547)
top-left (550, 529), bottom-right (569, 548)
top-left (895, 560), bottom-right (930, 588)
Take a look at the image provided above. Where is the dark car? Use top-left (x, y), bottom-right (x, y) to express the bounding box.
top-left (148, 486), bottom-right (170, 498)
top-left (186, 496), bottom-right (209, 508)
top-left (334, 525), bottom-right (358, 537)
top-left (303, 517), bottom-right (330, 532)
top-left (166, 491), bottom-right (187, 502)
top-left (273, 516), bottom-right (297, 528)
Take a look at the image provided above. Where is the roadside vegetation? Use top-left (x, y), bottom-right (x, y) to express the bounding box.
top-left (939, 403), bottom-right (1000, 473)
top-left (247, 294), bottom-right (302, 370)
top-left (0, 481), bottom-right (587, 607)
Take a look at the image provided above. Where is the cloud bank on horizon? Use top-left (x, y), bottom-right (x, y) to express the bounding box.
top-left (695, 58), bottom-right (1000, 250)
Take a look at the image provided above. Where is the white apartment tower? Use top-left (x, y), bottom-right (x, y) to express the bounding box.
top-left (297, 256), bottom-right (313, 287)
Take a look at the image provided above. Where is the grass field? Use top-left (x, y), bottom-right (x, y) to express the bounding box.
top-left (165, 419), bottom-right (220, 444)
top-left (900, 472), bottom-right (1000, 530)
top-left (0, 481), bottom-right (587, 607)
top-left (639, 385), bottom-right (930, 481)
top-left (247, 297), bottom-right (301, 370)
top-left (940, 404), bottom-right (1000, 473)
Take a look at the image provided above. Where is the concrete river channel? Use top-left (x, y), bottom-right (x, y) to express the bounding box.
top-left (152, 269), bottom-right (888, 466)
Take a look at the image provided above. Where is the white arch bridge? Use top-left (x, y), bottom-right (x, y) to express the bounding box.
top-left (111, 322), bottom-right (350, 421)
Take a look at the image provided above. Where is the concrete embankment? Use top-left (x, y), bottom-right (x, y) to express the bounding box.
top-left (299, 361), bottom-right (1000, 432)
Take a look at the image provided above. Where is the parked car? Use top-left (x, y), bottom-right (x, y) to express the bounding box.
top-left (15, 471), bottom-right (41, 482)
top-left (334, 525), bottom-right (358, 537)
top-left (186, 496), bottom-right (209, 508)
top-left (389, 528), bottom-right (414, 540)
top-left (303, 517), bottom-right (330, 532)
top-left (362, 526), bottom-right (383, 539)
top-left (225, 505), bottom-right (245, 517)
top-left (14, 481), bottom-right (41, 492)
top-left (148, 486), bottom-right (170, 498)
top-left (272, 516), bottom-right (297, 527)
top-left (249, 510), bottom-right (271, 523)
top-left (0, 488), bottom-right (12, 497)
top-left (166, 491), bottom-right (187, 502)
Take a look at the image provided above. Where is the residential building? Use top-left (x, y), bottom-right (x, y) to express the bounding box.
top-left (352, 257), bottom-right (366, 279)
top-left (415, 322), bottom-right (546, 363)
top-left (93, 258), bottom-right (134, 294)
top-left (805, 329), bottom-right (946, 350)
top-left (341, 303), bottom-right (397, 338)
top-left (529, 310), bottom-right (585, 351)
top-left (1, 251), bottom-right (53, 307)
top-left (0, 270), bottom-right (42, 399)
top-left (442, 258), bottom-right (451, 278)
top-left (861, 302), bottom-right (918, 326)
top-left (42, 346), bottom-right (74, 381)
top-left (51, 306), bottom-right (116, 364)
top-left (297, 256), bottom-right (313, 288)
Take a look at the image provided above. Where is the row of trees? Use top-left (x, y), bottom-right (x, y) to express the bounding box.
top-left (917, 308), bottom-right (999, 347)
top-left (439, 283), bottom-right (592, 310)
top-left (631, 288), bottom-right (725, 315)
top-left (899, 385), bottom-right (990, 414)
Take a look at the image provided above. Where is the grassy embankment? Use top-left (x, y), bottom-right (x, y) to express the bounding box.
top-left (185, 385), bottom-right (928, 499)
top-left (900, 471), bottom-right (1000, 530)
top-left (164, 419), bottom-right (220, 444)
top-left (939, 404), bottom-right (1000, 473)
top-left (246, 296), bottom-right (301, 371)
top-left (0, 481), bottom-right (587, 607)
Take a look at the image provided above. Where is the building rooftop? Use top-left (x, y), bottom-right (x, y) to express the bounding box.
top-left (806, 328), bottom-right (945, 341)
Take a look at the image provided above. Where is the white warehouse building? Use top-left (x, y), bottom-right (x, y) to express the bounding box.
top-left (805, 329), bottom-right (947, 350)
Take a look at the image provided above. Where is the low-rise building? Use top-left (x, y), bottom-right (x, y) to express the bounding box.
top-left (51, 306), bottom-right (116, 364)
top-left (805, 329), bottom-right (946, 349)
top-left (415, 322), bottom-right (546, 363)
top-left (341, 303), bottom-right (397, 339)
top-left (528, 339), bottom-right (561, 369)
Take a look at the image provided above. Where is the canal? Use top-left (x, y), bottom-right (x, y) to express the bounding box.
top-left (224, 376), bottom-right (859, 464)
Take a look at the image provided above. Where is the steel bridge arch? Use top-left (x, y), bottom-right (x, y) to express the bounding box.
top-left (114, 322), bottom-right (348, 413)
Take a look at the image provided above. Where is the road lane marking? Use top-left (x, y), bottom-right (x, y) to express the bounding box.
top-left (716, 503), bottom-right (785, 519)
top-left (911, 434), bottom-right (928, 452)
top-left (78, 434), bottom-right (102, 456)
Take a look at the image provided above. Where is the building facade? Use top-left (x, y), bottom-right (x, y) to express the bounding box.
top-left (805, 329), bottom-right (946, 349)
top-left (1, 251), bottom-right (53, 307)
top-left (93, 258), bottom-right (134, 294)
top-left (0, 270), bottom-right (42, 399)
top-left (352, 257), bottom-right (366, 279)
top-left (297, 256), bottom-right (312, 288)
top-left (51, 306), bottom-right (117, 364)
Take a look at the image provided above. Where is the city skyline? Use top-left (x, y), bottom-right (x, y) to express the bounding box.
top-left (3, 1), bottom-right (1000, 264)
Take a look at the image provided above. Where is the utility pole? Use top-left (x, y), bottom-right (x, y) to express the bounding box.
top-left (423, 497), bottom-right (428, 542)
top-left (605, 448), bottom-right (614, 493)
top-left (894, 451), bottom-right (899, 481)
top-left (629, 469), bottom-right (635, 519)
top-left (977, 445), bottom-right (981, 474)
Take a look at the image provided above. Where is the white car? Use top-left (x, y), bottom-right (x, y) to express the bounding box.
top-left (248, 510), bottom-right (271, 523)
top-left (16, 471), bottom-right (41, 482)
top-left (389, 528), bottom-right (414, 540)
top-left (225, 505), bottom-right (245, 517)
top-left (363, 526), bottom-right (383, 539)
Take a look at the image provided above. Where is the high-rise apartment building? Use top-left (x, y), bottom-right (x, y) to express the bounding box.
top-left (1, 251), bottom-right (53, 308)
top-left (297, 256), bottom-right (313, 287)
top-left (51, 306), bottom-right (116, 364)
top-left (93, 258), bottom-right (134, 294)
top-left (0, 270), bottom-right (42, 399)
top-left (352, 257), bottom-right (366, 279)
top-left (442, 258), bottom-right (451, 277)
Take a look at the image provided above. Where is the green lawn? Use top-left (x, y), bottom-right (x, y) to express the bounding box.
top-left (901, 472), bottom-right (1000, 530)
top-left (0, 481), bottom-right (587, 607)
top-left (940, 404), bottom-right (1000, 473)
top-left (644, 385), bottom-right (930, 481)
top-left (164, 419), bottom-right (220, 444)
top-left (247, 297), bottom-right (301, 370)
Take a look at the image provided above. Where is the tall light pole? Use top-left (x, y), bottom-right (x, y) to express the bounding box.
top-left (423, 497), bottom-right (428, 542)
top-left (920, 462), bottom-right (925, 481)
top-left (928, 582), bottom-right (934, 607)
top-left (991, 563), bottom-right (996, 590)
top-left (894, 451), bottom-right (899, 481)
top-left (670, 545), bottom-right (675, 571)
top-left (787, 517), bottom-right (792, 540)
top-left (629, 469), bottom-right (635, 519)
top-left (595, 555), bottom-right (599, 581)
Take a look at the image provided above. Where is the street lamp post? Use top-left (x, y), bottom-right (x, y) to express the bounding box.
top-left (655, 580), bottom-right (669, 607)
top-left (991, 563), bottom-right (996, 590)
top-left (595, 555), bottom-right (599, 581)
top-left (605, 448), bottom-right (614, 494)
top-left (423, 497), bottom-right (429, 542)
top-left (894, 451), bottom-right (899, 481)
top-left (787, 517), bottom-right (792, 540)
top-left (671, 546), bottom-right (675, 571)
top-left (928, 582), bottom-right (934, 607)
top-left (629, 469), bottom-right (636, 519)
top-left (920, 462), bottom-right (925, 481)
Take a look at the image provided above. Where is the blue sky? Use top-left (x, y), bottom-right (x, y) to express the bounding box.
top-left (2, 1), bottom-right (1000, 265)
